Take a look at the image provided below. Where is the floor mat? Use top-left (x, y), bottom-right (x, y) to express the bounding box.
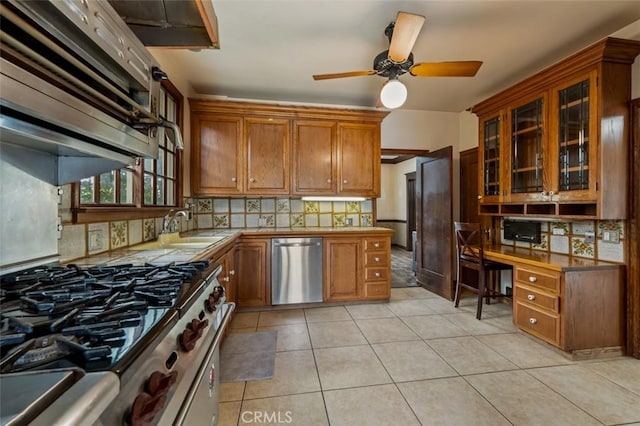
top-left (220, 331), bottom-right (277, 382)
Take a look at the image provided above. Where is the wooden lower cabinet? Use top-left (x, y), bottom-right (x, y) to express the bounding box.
top-left (216, 247), bottom-right (236, 304)
top-left (235, 239), bottom-right (270, 307)
top-left (324, 238), bottom-right (363, 302)
top-left (324, 234), bottom-right (391, 302)
top-left (512, 263), bottom-right (624, 351)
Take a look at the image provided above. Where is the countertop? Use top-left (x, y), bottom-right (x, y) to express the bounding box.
top-left (484, 244), bottom-right (625, 272)
top-left (67, 227), bottom-right (393, 266)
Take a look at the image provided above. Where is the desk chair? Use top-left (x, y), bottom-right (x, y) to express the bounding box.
top-left (454, 222), bottom-right (512, 320)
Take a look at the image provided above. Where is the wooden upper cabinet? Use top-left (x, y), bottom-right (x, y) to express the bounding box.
top-left (548, 71), bottom-right (598, 203)
top-left (245, 117), bottom-right (290, 194)
top-left (473, 37), bottom-right (640, 219)
top-left (478, 111), bottom-right (505, 204)
top-left (191, 115), bottom-right (243, 195)
top-left (506, 93), bottom-right (547, 203)
top-left (189, 99), bottom-right (388, 197)
top-left (292, 120), bottom-right (336, 195)
top-left (337, 122), bottom-right (381, 197)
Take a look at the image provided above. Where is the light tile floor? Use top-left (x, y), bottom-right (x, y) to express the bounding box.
top-left (219, 287), bottom-right (640, 425)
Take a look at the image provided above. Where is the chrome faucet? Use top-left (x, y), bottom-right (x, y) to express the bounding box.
top-left (162, 209), bottom-right (190, 234)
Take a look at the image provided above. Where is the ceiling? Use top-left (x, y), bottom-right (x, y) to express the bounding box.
top-left (150, 1), bottom-right (640, 112)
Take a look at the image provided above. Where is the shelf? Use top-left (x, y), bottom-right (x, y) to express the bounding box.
top-left (559, 97), bottom-right (589, 109)
top-left (484, 158), bottom-right (498, 164)
top-left (560, 165), bottom-right (589, 173)
top-left (513, 166), bottom-right (540, 173)
top-left (501, 204), bottom-right (525, 215)
top-left (559, 137), bottom-right (589, 147)
top-left (513, 125), bottom-right (541, 136)
top-left (479, 204), bottom-right (500, 215)
top-left (526, 204), bottom-right (557, 215)
top-left (558, 203), bottom-right (597, 217)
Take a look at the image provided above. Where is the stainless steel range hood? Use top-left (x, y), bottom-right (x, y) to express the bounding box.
top-left (108, 0), bottom-right (219, 49)
top-left (0, 0), bottom-right (181, 186)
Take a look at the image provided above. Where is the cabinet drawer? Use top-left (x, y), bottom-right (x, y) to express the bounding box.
top-left (364, 267), bottom-right (388, 282)
top-left (514, 284), bottom-right (559, 313)
top-left (364, 239), bottom-right (388, 251)
top-left (515, 302), bottom-right (560, 345)
top-left (365, 282), bottom-right (389, 299)
top-left (515, 266), bottom-right (560, 292)
top-left (365, 252), bottom-right (389, 267)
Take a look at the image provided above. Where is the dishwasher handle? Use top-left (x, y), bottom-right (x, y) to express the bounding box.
top-left (273, 242), bottom-right (321, 247)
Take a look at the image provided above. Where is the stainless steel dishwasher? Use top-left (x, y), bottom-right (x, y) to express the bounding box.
top-left (271, 237), bottom-right (323, 304)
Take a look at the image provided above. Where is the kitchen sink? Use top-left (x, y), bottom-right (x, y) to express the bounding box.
top-left (129, 234), bottom-right (227, 250)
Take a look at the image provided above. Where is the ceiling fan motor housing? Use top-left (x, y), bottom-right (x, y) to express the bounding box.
top-left (373, 50), bottom-right (414, 78)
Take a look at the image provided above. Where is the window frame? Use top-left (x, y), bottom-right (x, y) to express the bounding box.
top-left (71, 79), bottom-right (184, 224)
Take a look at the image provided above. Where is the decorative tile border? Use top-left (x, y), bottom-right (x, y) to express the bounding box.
top-left (192, 196), bottom-right (376, 230)
top-left (499, 218), bottom-right (625, 262)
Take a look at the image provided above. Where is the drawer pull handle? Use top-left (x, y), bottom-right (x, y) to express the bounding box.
top-left (528, 276), bottom-right (537, 283)
top-left (374, 243), bottom-right (379, 248)
top-left (374, 257), bottom-right (380, 262)
top-left (375, 272), bottom-right (381, 278)
top-left (527, 294), bottom-right (536, 301)
top-left (529, 318), bottom-right (537, 325)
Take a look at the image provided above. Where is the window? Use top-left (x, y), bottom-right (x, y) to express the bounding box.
top-left (73, 80), bottom-right (183, 220)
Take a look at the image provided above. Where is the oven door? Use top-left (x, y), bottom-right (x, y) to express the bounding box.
top-left (171, 302), bottom-right (234, 426)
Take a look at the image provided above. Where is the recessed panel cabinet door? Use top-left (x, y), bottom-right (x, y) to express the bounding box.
top-left (337, 122), bottom-right (380, 197)
top-left (235, 240), bottom-right (269, 307)
top-left (191, 115), bottom-right (243, 195)
top-left (245, 117), bottom-right (290, 194)
top-left (324, 238), bottom-right (363, 302)
top-left (293, 120), bottom-right (336, 195)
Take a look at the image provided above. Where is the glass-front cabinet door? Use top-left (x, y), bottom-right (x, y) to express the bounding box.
top-left (508, 95), bottom-right (547, 201)
top-left (478, 112), bottom-right (504, 204)
top-left (549, 72), bottom-right (597, 201)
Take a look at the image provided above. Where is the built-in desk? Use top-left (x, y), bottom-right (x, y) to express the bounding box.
top-left (484, 245), bottom-right (625, 357)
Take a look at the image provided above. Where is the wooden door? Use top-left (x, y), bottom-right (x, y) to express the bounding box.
top-left (460, 147), bottom-right (479, 223)
top-left (245, 117), bottom-right (290, 194)
top-left (292, 120), bottom-right (336, 195)
top-left (405, 171), bottom-right (416, 251)
top-left (235, 239), bottom-right (269, 307)
top-left (191, 115), bottom-right (243, 195)
top-left (324, 238), bottom-right (363, 301)
top-left (629, 98), bottom-right (640, 359)
top-left (416, 147), bottom-right (454, 299)
top-left (337, 122), bottom-right (380, 196)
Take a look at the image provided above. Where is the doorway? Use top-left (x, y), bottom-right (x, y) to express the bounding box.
top-left (405, 171), bottom-right (416, 251)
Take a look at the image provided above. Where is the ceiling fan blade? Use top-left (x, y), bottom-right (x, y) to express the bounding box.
top-left (410, 61), bottom-right (483, 77)
top-left (313, 70), bottom-right (377, 80)
top-left (388, 12), bottom-right (425, 63)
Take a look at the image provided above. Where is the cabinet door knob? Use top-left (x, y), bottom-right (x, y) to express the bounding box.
top-left (229, 270), bottom-right (235, 275)
top-left (249, 178), bottom-right (255, 183)
top-left (527, 294), bottom-right (536, 301)
top-left (529, 318), bottom-right (537, 325)
top-left (375, 272), bottom-right (381, 277)
top-left (528, 276), bottom-right (537, 283)
top-left (231, 177), bottom-right (237, 182)
top-left (374, 257), bottom-right (380, 262)
top-left (374, 243), bottom-right (379, 248)
top-left (326, 178), bottom-right (331, 183)
top-left (477, 195), bottom-right (483, 200)
top-left (343, 179), bottom-right (348, 184)
top-left (223, 276), bottom-right (229, 282)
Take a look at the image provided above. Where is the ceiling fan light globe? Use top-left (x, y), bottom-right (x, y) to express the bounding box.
top-left (380, 79), bottom-right (407, 109)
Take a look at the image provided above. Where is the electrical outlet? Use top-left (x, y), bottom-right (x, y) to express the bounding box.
top-left (584, 231), bottom-right (595, 244)
top-left (345, 218), bottom-right (353, 226)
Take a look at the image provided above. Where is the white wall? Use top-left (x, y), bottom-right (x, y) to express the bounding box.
top-left (611, 19), bottom-right (640, 98)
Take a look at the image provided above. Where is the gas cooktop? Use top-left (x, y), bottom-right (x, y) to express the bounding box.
top-left (0, 261), bottom-right (211, 374)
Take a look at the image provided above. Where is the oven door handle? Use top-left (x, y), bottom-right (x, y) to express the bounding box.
top-left (172, 302), bottom-right (235, 425)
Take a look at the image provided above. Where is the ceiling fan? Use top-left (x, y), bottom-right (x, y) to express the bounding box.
top-left (312, 12), bottom-right (483, 109)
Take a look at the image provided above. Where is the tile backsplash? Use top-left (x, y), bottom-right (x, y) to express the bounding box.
top-left (193, 197), bottom-right (374, 230)
top-left (499, 219), bottom-right (626, 263)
